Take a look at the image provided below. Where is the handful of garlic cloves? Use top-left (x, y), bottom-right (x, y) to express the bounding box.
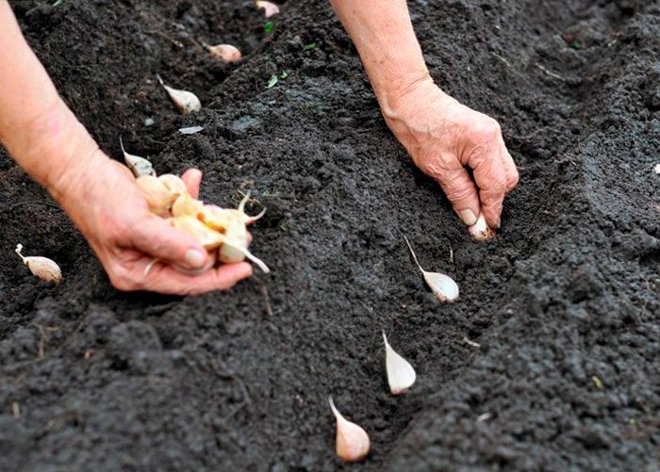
top-left (15, 244), bottom-right (62, 284)
top-left (136, 173), bottom-right (269, 274)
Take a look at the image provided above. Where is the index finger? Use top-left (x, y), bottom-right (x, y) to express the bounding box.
top-left (469, 145), bottom-right (509, 229)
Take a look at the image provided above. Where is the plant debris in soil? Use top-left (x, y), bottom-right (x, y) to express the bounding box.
top-left (0, 0), bottom-right (658, 470)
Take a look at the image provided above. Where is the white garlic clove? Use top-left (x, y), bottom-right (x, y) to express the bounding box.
top-left (136, 175), bottom-right (177, 217)
top-left (207, 44), bottom-right (242, 63)
top-left (328, 396), bottom-right (370, 463)
top-left (468, 214), bottom-right (495, 242)
top-left (218, 220), bottom-right (250, 263)
top-left (171, 193), bottom-right (204, 217)
top-left (404, 236), bottom-right (459, 302)
top-left (382, 331), bottom-right (416, 395)
top-left (158, 174), bottom-right (188, 197)
top-left (120, 137), bottom-right (155, 177)
top-left (218, 233), bottom-right (270, 274)
top-left (255, 0), bottom-right (280, 18)
top-left (156, 74), bottom-right (201, 114)
top-left (422, 271), bottom-right (459, 302)
top-left (170, 215), bottom-right (224, 250)
top-left (15, 244), bottom-right (62, 284)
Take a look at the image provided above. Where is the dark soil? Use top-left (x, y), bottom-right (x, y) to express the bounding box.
top-left (1, 0), bottom-right (659, 470)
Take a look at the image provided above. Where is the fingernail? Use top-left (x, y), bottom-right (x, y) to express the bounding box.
top-left (459, 209), bottom-right (478, 226)
top-left (185, 249), bottom-right (206, 269)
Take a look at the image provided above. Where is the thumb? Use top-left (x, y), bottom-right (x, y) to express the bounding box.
top-left (130, 215), bottom-right (208, 270)
top-left (434, 165), bottom-right (481, 226)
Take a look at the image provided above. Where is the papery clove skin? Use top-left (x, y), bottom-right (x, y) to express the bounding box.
top-left (328, 396), bottom-right (370, 463)
top-left (15, 244), bottom-right (62, 284)
top-left (169, 215), bottom-right (224, 250)
top-left (468, 214), bottom-right (495, 242)
top-left (120, 137), bottom-right (155, 177)
top-left (156, 74), bottom-right (201, 114)
top-left (255, 0), bottom-right (280, 17)
top-left (171, 193), bottom-right (204, 218)
top-left (158, 174), bottom-right (188, 197)
top-left (207, 44), bottom-right (242, 62)
top-left (382, 331), bottom-right (416, 395)
top-left (403, 236), bottom-right (459, 302)
top-left (136, 175), bottom-right (177, 217)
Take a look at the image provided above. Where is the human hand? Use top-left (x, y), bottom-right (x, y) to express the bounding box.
top-left (53, 150), bottom-right (253, 294)
top-left (383, 78), bottom-right (519, 230)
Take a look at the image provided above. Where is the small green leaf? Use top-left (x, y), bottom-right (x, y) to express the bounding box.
top-left (264, 21), bottom-right (275, 33)
top-left (266, 74), bottom-right (278, 88)
top-left (303, 42), bottom-right (317, 51)
top-left (279, 70), bottom-right (288, 79)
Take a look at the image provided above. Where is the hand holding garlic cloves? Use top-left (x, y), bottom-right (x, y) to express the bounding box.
top-left (51, 149), bottom-right (253, 294)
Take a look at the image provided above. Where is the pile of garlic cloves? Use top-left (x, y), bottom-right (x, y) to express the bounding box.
top-left (121, 141), bottom-right (269, 276)
top-left (137, 173), bottom-right (269, 274)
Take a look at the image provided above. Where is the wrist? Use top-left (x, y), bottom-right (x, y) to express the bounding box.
top-left (2, 98), bottom-right (104, 201)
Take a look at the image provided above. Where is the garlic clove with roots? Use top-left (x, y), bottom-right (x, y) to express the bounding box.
top-left (218, 232), bottom-right (270, 273)
top-left (136, 175), bottom-right (177, 217)
top-left (255, 0), bottom-right (280, 18)
top-left (120, 137), bottom-right (155, 177)
top-left (403, 236), bottom-right (459, 302)
top-left (468, 214), bottom-right (495, 241)
top-left (328, 396), bottom-right (370, 463)
top-left (207, 44), bottom-right (242, 63)
top-left (156, 74), bottom-right (201, 114)
top-left (382, 331), bottom-right (416, 395)
top-left (15, 244), bottom-right (62, 284)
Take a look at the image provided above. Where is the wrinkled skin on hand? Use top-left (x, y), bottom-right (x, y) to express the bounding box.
top-left (55, 151), bottom-right (253, 294)
top-left (384, 79), bottom-right (519, 229)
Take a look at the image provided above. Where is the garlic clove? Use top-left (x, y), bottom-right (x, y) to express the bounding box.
top-left (255, 0), bottom-right (280, 18)
top-left (171, 193), bottom-right (204, 217)
top-left (170, 215), bottom-right (224, 250)
top-left (382, 331), bottom-right (416, 395)
top-left (468, 214), bottom-right (495, 242)
top-left (156, 74), bottom-right (201, 114)
top-left (207, 44), bottom-right (242, 63)
top-left (218, 220), bottom-right (249, 263)
top-left (198, 204), bottom-right (237, 231)
top-left (136, 175), bottom-right (177, 217)
top-left (328, 396), bottom-right (370, 463)
top-left (120, 137), bottom-right (155, 177)
top-left (404, 236), bottom-right (459, 302)
top-left (158, 174), bottom-right (188, 197)
top-left (15, 244), bottom-right (62, 284)
top-left (422, 271), bottom-right (459, 302)
top-left (218, 236), bottom-right (270, 273)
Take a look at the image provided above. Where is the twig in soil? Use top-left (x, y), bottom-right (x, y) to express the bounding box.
top-left (143, 29), bottom-right (183, 48)
top-left (449, 245), bottom-right (454, 265)
top-left (9, 201), bottom-right (61, 211)
top-left (491, 52), bottom-right (512, 68)
top-left (477, 412), bottom-right (492, 422)
top-left (462, 336), bottom-right (481, 348)
top-left (535, 63), bottom-right (566, 82)
top-left (31, 323), bottom-right (58, 358)
top-left (253, 276), bottom-right (273, 316)
top-left (11, 402), bottom-right (21, 420)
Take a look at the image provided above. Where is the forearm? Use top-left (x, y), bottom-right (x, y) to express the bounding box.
top-left (330, 0), bottom-right (432, 116)
top-left (0, 1), bottom-right (102, 200)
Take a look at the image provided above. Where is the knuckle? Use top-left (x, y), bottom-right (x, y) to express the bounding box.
top-left (474, 118), bottom-right (502, 141)
top-left (108, 266), bottom-right (137, 292)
